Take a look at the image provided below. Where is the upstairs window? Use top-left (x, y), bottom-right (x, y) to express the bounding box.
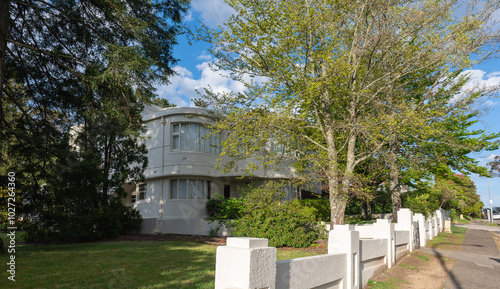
top-left (172, 123), bottom-right (221, 154)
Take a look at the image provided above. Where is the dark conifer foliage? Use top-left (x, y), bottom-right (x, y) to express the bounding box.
top-left (0, 0), bottom-right (189, 241)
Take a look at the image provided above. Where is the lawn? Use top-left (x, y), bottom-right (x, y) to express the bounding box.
top-left (0, 232), bottom-right (325, 289)
top-left (424, 226), bottom-right (467, 251)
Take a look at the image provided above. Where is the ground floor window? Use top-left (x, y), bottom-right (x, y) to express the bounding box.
top-left (132, 183), bottom-right (147, 203)
top-left (170, 179), bottom-right (211, 200)
top-left (280, 182), bottom-right (299, 201)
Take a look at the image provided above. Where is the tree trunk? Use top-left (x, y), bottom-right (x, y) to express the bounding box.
top-left (361, 199), bottom-right (372, 220)
top-left (0, 0), bottom-right (11, 122)
top-left (389, 140), bottom-right (401, 222)
top-left (329, 174), bottom-right (348, 228)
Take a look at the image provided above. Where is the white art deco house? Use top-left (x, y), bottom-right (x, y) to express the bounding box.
top-left (122, 104), bottom-right (298, 235)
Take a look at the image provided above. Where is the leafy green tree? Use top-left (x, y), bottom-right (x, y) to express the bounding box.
top-left (0, 0), bottom-right (189, 241)
top-left (152, 97), bottom-right (177, 108)
top-left (403, 172), bottom-right (483, 218)
top-left (385, 91), bottom-right (499, 221)
top-left (195, 0), bottom-right (500, 225)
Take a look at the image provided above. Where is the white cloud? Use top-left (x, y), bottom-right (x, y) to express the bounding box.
top-left (191, 0), bottom-right (235, 28)
top-left (197, 51), bottom-right (213, 61)
top-left (184, 10), bottom-right (193, 22)
top-left (451, 69), bottom-right (500, 102)
top-left (464, 69), bottom-right (500, 89)
top-left (485, 99), bottom-right (499, 108)
top-left (474, 153), bottom-right (500, 170)
top-left (155, 62), bottom-right (247, 107)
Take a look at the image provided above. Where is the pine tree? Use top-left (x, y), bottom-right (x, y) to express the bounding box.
top-left (0, 0), bottom-right (189, 241)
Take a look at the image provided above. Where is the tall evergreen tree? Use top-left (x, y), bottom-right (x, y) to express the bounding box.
top-left (0, 0), bottom-right (189, 241)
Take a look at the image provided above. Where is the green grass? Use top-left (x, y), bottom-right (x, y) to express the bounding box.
top-left (416, 254), bottom-right (429, 261)
top-left (483, 222), bottom-right (500, 227)
top-left (366, 277), bottom-right (409, 288)
top-left (345, 217), bottom-right (374, 224)
top-left (425, 226), bottom-right (467, 251)
top-left (451, 226), bottom-right (467, 234)
top-left (452, 218), bottom-right (471, 224)
top-left (399, 263), bottom-right (419, 270)
top-left (0, 232), bottom-right (324, 288)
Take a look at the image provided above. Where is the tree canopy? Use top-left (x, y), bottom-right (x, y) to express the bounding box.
top-left (195, 0), bottom-right (500, 225)
top-left (0, 0), bottom-right (189, 241)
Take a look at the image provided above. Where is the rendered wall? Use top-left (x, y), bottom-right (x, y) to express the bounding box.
top-left (127, 105), bottom-right (298, 235)
top-left (214, 208), bottom-right (449, 289)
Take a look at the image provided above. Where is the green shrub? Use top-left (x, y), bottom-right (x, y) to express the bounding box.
top-left (205, 194), bottom-right (245, 226)
top-left (232, 184), bottom-right (324, 248)
top-left (23, 196), bottom-right (142, 243)
top-left (300, 198), bottom-right (330, 221)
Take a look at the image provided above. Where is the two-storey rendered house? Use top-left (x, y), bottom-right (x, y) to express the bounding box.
top-left (122, 104), bottom-right (298, 235)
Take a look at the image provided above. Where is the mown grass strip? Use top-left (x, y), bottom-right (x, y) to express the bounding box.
top-left (0, 233), bottom-right (325, 288)
top-left (425, 226), bottom-right (467, 251)
top-left (367, 277), bottom-right (410, 289)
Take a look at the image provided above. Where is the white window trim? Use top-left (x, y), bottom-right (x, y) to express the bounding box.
top-left (171, 122), bottom-right (221, 155)
top-left (170, 179), bottom-right (212, 200)
top-left (131, 183), bottom-right (147, 203)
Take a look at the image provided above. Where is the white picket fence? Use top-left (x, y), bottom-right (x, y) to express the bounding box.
top-left (214, 208), bottom-right (450, 289)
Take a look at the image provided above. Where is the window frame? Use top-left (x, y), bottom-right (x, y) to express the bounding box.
top-left (131, 183), bottom-right (147, 203)
top-left (171, 122), bottom-right (221, 154)
top-left (170, 179), bottom-right (212, 200)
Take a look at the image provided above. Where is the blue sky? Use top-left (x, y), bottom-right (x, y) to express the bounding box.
top-left (157, 0), bottom-right (500, 210)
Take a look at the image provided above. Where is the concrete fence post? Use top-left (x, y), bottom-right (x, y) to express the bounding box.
top-left (413, 213), bottom-right (426, 247)
top-left (431, 213), bottom-right (439, 239)
top-left (329, 226), bottom-right (360, 289)
top-left (436, 209), bottom-right (444, 233)
top-left (425, 219), bottom-right (431, 241)
top-left (373, 219), bottom-right (395, 268)
top-left (215, 237), bottom-right (276, 289)
top-left (396, 208), bottom-right (414, 252)
top-left (428, 217), bottom-right (434, 240)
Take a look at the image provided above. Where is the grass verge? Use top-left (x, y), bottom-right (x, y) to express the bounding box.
top-left (425, 226), bottom-right (467, 251)
top-left (0, 233), bottom-right (324, 288)
top-left (367, 277), bottom-right (410, 288)
top-left (452, 218), bottom-right (471, 224)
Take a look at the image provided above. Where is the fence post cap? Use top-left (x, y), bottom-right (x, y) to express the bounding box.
top-left (226, 237), bottom-right (269, 248)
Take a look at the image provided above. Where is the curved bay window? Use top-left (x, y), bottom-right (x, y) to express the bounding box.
top-left (172, 123), bottom-right (221, 154)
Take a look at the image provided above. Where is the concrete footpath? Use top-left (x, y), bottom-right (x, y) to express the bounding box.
top-left (419, 222), bottom-right (500, 289)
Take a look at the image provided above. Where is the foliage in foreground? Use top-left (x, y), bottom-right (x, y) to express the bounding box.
top-left (196, 0), bottom-right (500, 227)
top-left (230, 184), bottom-right (324, 248)
top-left (205, 194), bottom-right (245, 226)
top-left (23, 197), bottom-right (143, 243)
top-left (1, 0), bottom-right (189, 242)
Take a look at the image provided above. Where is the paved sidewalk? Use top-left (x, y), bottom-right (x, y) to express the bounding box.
top-left (420, 223), bottom-right (500, 289)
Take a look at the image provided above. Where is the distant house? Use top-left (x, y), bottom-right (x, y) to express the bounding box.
top-left (122, 104), bottom-right (298, 235)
